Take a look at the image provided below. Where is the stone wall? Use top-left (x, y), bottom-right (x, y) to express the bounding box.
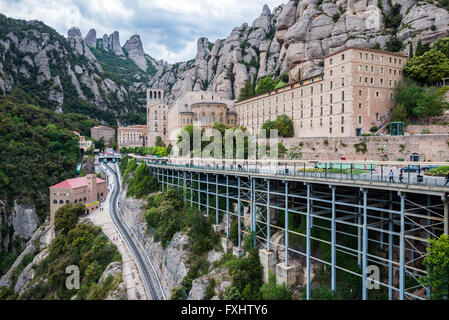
top-left (281, 134), bottom-right (449, 162)
top-left (405, 125), bottom-right (449, 135)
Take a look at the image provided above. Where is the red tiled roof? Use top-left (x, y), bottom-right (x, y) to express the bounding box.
top-left (50, 176), bottom-right (106, 189)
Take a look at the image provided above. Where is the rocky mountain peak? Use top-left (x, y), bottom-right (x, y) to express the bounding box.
top-left (84, 29), bottom-right (97, 47)
top-left (261, 4), bottom-right (271, 16)
top-left (108, 31), bottom-right (124, 56)
top-left (124, 34), bottom-right (147, 71)
top-left (67, 26), bottom-right (82, 39)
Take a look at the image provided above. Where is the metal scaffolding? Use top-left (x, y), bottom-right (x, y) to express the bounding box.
top-left (147, 162), bottom-right (448, 300)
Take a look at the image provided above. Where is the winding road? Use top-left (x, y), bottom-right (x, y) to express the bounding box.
top-left (100, 162), bottom-right (166, 300)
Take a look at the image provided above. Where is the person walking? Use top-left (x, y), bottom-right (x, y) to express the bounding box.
top-left (399, 172), bottom-right (404, 184)
top-left (389, 170), bottom-right (395, 183)
top-left (444, 172), bottom-right (449, 187)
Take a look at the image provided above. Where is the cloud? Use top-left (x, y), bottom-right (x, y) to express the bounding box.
top-left (0, 0), bottom-right (284, 63)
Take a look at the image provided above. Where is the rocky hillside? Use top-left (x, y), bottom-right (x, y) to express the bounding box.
top-left (2, 0), bottom-right (449, 123)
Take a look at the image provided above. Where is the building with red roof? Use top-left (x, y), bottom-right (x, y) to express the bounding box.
top-left (49, 174), bottom-right (107, 238)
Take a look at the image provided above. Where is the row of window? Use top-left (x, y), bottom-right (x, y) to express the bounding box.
top-left (330, 52), bottom-right (403, 65)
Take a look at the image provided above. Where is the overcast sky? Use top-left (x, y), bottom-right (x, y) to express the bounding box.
top-left (0, 0), bottom-right (285, 63)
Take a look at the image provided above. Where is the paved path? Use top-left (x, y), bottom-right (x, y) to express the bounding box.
top-left (88, 178), bottom-right (147, 300)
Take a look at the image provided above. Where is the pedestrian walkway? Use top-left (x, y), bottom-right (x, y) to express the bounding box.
top-left (88, 187), bottom-right (147, 300)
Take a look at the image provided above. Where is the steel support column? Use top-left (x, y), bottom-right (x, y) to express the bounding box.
top-left (362, 189), bottom-right (368, 300)
top-left (266, 180), bottom-right (271, 252)
top-left (444, 197), bottom-right (448, 235)
top-left (331, 186), bottom-right (336, 292)
top-left (226, 175), bottom-right (230, 237)
top-left (206, 174), bottom-right (210, 216)
top-left (306, 183), bottom-right (311, 300)
top-left (399, 192), bottom-right (406, 300)
top-left (216, 175), bottom-right (219, 224)
top-left (238, 177), bottom-right (242, 248)
top-left (285, 181), bottom-right (289, 266)
top-left (388, 191), bottom-right (393, 300)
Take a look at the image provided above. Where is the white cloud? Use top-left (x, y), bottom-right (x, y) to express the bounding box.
top-left (0, 0), bottom-right (284, 63)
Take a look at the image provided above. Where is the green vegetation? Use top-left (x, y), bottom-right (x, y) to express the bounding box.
top-left (239, 75), bottom-right (290, 101)
top-left (423, 235), bottom-right (449, 299)
top-left (0, 90), bottom-right (92, 276)
top-left (354, 138), bottom-right (368, 154)
top-left (122, 158), bottom-right (160, 198)
top-left (255, 77), bottom-right (278, 95)
top-left (120, 146), bottom-right (168, 157)
top-left (391, 103), bottom-right (408, 122)
top-left (425, 166), bottom-right (449, 176)
top-left (238, 80), bottom-right (256, 101)
top-left (260, 115), bottom-right (294, 138)
top-left (3, 204), bottom-right (122, 300)
top-left (260, 272), bottom-right (293, 300)
top-left (395, 80), bottom-right (449, 120)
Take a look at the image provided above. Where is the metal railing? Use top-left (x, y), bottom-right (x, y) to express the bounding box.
top-left (133, 157), bottom-right (449, 189)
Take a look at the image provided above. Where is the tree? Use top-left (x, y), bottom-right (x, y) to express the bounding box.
top-left (423, 234), bottom-right (449, 299)
top-left (431, 38), bottom-right (449, 59)
top-left (385, 36), bottom-right (404, 53)
top-left (260, 120), bottom-right (277, 133)
top-left (277, 143), bottom-right (288, 159)
top-left (155, 136), bottom-right (165, 148)
top-left (274, 80), bottom-right (286, 89)
top-left (396, 80), bottom-right (425, 117)
top-left (409, 42), bottom-right (414, 59)
top-left (275, 114), bottom-right (294, 137)
top-left (415, 39), bottom-right (431, 57)
top-left (224, 286), bottom-right (242, 300)
top-left (391, 104), bottom-right (408, 122)
top-left (279, 73), bottom-right (289, 83)
top-left (54, 203), bottom-right (85, 234)
top-left (238, 80), bottom-right (255, 101)
top-left (94, 137), bottom-right (105, 151)
top-left (255, 77), bottom-right (277, 95)
top-left (404, 50), bottom-right (449, 85)
top-left (413, 87), bottom-right (449, 119)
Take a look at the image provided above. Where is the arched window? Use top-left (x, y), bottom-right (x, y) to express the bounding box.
top-left (59, 200), bottom-right (64, 204)
top-left (101, 193), bottom-right (104, 197)
top-left (79, 198), bottom-right (82, 203)
top-left (66, 200), bottom-right (70, 204)
top-left (83, 197), bottom-right (87, 202)
top-left (75, 200), bottom-right (78, 204)
top-left (53, 200), bottom-right (58, 204)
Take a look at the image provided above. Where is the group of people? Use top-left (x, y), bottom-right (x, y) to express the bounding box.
top-left (389, 170), bottom-right (449, 187)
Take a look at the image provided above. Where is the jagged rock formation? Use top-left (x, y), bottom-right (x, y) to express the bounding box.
top-left (124, 35), bottom-right (147, 71)
top-left (84, 29), bottom-right (97, 47)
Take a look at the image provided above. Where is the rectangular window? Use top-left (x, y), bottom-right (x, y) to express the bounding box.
top-left (359, 116), bottom-right (362, 124)
top-left (341, 126), bottom-right (344, 133)
top-left (341, 103), bottom-right (344, 113)
top-left (359, 103), bottom-right (362, 109)
top-left (341, 54), bottom-right (345, 60)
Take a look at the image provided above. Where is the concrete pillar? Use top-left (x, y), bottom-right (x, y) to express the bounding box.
top-left (259, 249), bottom-right (277, 283)
top-left (233, 247), bottom-right (244, 258)
top-left (276, 263), bottom-right (299, 289)
top-left (221, 237), bottom-right (233, 254)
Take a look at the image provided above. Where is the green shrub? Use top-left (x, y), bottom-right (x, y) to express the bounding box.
top-left (426, 166), bottom-right (449, 176)
top-left (205, 278), bottom-right (216, 300)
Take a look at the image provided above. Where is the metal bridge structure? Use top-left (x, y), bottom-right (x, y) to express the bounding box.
top-left (132, 156), bottom-right (448, 300)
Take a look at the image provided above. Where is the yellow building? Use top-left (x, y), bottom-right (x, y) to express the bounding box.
top-left (235, 47), bottom-right (407, 137)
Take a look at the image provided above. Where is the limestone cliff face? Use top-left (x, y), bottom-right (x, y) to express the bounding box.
top-left (124, 35), bottom-right (148, 71)
top-left (160, 0), bottom-right (449, 102)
